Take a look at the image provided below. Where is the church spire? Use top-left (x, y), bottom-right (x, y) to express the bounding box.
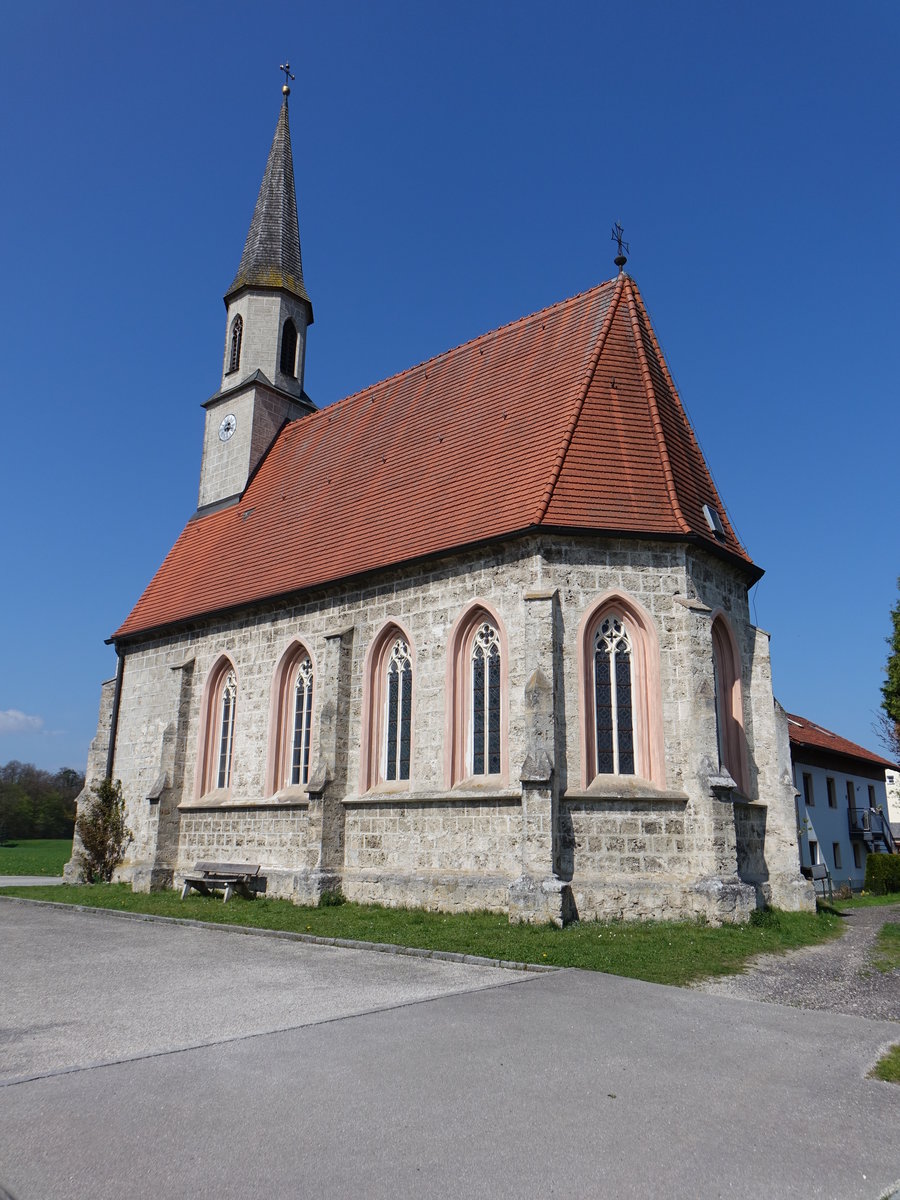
top-left (226, 92), bottom-right (313, 320)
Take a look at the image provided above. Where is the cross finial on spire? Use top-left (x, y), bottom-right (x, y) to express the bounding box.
top-left (280, 61), bottom-right (296, 96)
top-left (611, 222), bottom-right (629, 273)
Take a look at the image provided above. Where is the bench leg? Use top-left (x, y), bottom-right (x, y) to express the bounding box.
top-left (181, 882), bottom-right (191, 900)
top-left (223, 884), bottom-right (233, 903)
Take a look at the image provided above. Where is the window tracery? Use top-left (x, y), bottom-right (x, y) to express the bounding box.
top-left (228, 315), bottom-right (243, 374)
top-left (593, 616), bottom-right (635, 775)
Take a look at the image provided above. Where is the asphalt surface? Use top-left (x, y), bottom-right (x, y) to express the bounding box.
top-left (1, 899), bottom-right (898, 1200)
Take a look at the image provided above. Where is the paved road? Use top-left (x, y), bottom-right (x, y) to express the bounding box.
top-left (1, 899), bottom-right (898, 1200)
top-left (695, 904), bottom-right (900, 1021)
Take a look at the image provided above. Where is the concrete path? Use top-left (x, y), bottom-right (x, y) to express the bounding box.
top-left (695, 903), bottom-right (900, 1021)
top-left (1, 899), bottom-right (898, 1200)
top-left (0, 876), bottom-right (65, 887)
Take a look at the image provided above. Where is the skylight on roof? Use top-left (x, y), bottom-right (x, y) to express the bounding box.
top-left (702, 504), bottom-right (725, 539)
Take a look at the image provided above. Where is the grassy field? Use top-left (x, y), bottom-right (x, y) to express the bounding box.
top-left (870, 922), bottom-right (900, 974)
top-left (870, 1043), bottom-right (900, 1084)
top-left (828, 892), bottom-right (900, 910)
top-left (0, 882), bottom-right (845, 986)
top-left (0, 839), bottom-right (72, 876)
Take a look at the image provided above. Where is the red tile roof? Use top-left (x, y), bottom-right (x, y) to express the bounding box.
top-left (115, 274), bottom-right (756, 640)
top-left (786, 712), bottom-right (897, 770)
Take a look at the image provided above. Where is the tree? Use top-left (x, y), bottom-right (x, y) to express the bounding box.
top-left (75, 778), bottom-right (132, 883)
top-left (880, 577), bottom-right (900, 762)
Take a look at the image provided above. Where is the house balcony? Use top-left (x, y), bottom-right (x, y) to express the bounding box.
top-left (848, 808), bottom-right (898, 854)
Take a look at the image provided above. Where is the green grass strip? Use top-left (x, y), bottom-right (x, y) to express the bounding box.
top-left (869, 1043), bottom-right (900, 1084)
top-left (0, 839), bottom-right (73, 876)
top-left (0, 884), bottom-right (844, 987)
top-left (870, 922), bottom-right (900, 975)
top-left (826, 893), bottom-right (900, 910)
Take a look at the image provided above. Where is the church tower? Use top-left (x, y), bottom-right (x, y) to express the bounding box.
top-left (198, 83), bottom-right (315, 511)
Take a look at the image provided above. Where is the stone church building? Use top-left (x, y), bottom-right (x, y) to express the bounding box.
top-left (69, 88), bottom-right (813, 924)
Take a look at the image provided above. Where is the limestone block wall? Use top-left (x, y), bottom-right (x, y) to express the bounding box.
top-left (79, 531), bottom-right (811, 921)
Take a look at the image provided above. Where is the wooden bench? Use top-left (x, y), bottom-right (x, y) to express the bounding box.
top-left (180, 861), bottom-right (266, 902)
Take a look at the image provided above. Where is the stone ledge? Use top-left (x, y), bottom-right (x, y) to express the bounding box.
top-left (562, 786), bottom-right (689, 806)
top-left (343, 789), bottom-right (522, 807)
top-left (177, 795), bottom-right (310, 812)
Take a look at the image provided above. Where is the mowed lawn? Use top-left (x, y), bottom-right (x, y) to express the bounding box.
top-left (0, 881), bottom-right (846, 986)
top-left (0, 839), bottom-right (72, 876)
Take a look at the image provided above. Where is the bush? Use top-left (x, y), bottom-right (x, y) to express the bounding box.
top-left (864, 853), bottom-right (900, 896)
top-left (75, 778), bottom-right (132, 883)
top-left (318, 887), bottom-right (346, 907)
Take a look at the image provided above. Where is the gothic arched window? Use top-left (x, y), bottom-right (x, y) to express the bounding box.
top-left (578, 595), bottom-right (665, 788)
top-left (384, 637), bottom-right (412, 782)
top-left (228, 315), bottom-right (243, 374)
top-left (290, 657), bottom-right (314, 786)
top-left (196, 657), bottom-right (239, 798)
top-left (593, 615), bottom-right (635, 775)
top-left (266, 641), bottom-right (316, 795)
top-left (446, 604), bottom-right (507, 785)
top-left (360, 625), bottom-right (415, 791)
top-left (280, 318), bottom-right (298, 377)
top-left (217, 671), bottom-right (237, 788)
top-left (711, 615), bottom-right (749, 793)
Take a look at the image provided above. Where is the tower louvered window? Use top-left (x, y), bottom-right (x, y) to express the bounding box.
top-left (228, 315), bottom-right (243, 374)
top-left (280, 318), bottom-right (298, 377)
top-left (471, 622), bottom-right (501, 775)
top-left (217, 672), bottom-right (237, 788)
top-left (290, 657), bottom-right (314, 786)
top-left (384, 638), bottom-right (412, 782)
top-left (593, 616), bottom-right (635, 775)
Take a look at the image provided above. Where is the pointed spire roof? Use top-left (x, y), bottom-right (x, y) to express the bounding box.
top-left (226, 96), bottom-right (313, 317)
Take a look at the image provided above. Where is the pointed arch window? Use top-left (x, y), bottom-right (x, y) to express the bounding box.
top-left (446, 604), bottom-right (508, 786)
top-left (266, 642), bottom-right (316, 795)
top-left (217, 672), bottom-right (237, 788)
top-left (593, 616), bottom-right (635, 775)
top-left (360, 625), bottom-right (415, 791)
top-left (280, 318), bottom-right (298, 377)
top-left (711, 615), bottom-right (749, 794)
top-left (196, 657), bottom-right (239, 799)
top-left (578, 595), bottom-right (665, 788)
top-left (384, 638), bottom-right (412, 782)
top-left (228, 315), bottom-right (243, 374)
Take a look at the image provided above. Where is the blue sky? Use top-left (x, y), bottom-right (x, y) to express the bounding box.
top-left (1, 0), bottom-right (898, 772)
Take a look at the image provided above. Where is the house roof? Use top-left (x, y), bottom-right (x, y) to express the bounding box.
top-left (114, 272), bottom-right (756, 641)
top-left (786, 712), bottom-right (897, 770)
top-left (226, 96), bottom-right (312, 315)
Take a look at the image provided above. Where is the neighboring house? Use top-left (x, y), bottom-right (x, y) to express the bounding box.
top-left (787, 713), bottom-right (897, 891)
top-left (885, 767), bottom-right (900, 839)
top-left (68, 86), bottom-right (812, 925)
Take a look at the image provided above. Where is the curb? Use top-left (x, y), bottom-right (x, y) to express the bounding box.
top-left (0, 893), bottom-right (559, 974)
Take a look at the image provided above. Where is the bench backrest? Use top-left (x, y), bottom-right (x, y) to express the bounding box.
top-left (194, 861), bottom-right (260, 876)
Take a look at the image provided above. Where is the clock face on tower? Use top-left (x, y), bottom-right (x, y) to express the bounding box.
top-left (218, 414), bottom-right (237, 442)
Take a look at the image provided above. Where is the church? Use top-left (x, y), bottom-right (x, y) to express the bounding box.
top-left (68, 84), bottom-right (813, 925)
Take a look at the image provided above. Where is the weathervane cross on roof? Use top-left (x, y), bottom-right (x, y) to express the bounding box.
top-left (280, 61), bottom-right (296, 95)
top-left (611, 222), bottom-right (630, 272)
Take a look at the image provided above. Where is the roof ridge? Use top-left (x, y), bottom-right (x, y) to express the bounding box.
top-left (309, 278), bottom-right (618, 419)
top-left (532, 274), bottom-right (626, 526)
top-left (624, 278), bottom-right (691, 535)
top-left (626, 278), bottom-right (745, 553)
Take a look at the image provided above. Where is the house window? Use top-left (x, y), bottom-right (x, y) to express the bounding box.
top-left (196, 657), bottom-right (239, 798)
top-left (360, 625), bottom-right (415, 790)
top-left (266, 641), bottom-right (315, 794)
top-left (280, 318), bottom-right (298, 377)
top-left (446, 604), bottom-right (507, 785)
top-left (868, 785), bottom-right (876, 807)
top-left (846, 780), bottom-right (856, 808)
top-left (808, 839), bottom-right (818, 865)
top-left (803, 773), bottom-right (814, 806)
top-left (826, 777), bottom-right (836, 807)
top-left (228, 315), bottom-right (243, 374)
top-left (832, 842), bottom-right (842, 870)
top-left (853, 842), bottom-right (862, 870)
top-left (594, 615), bottom-right (635, 774)
top-left (711, 615), bottom-right (749, 793)
top-left (578, 595), bottom-right (665, 788)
